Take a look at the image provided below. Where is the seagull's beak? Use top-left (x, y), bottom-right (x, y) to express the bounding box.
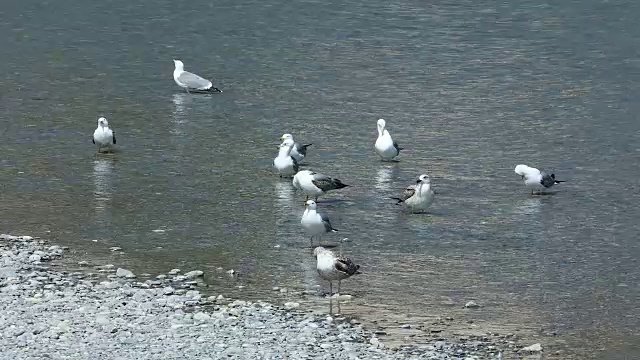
top-left (416, 180), bottom-right (422, 183)
top-left (279, 137), bottom-right (284, 141)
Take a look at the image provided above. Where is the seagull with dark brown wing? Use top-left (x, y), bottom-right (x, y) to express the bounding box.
top-left (391, 174), bottom-right (435, 213)
top-left (313, 246), bottom-right (360, 313)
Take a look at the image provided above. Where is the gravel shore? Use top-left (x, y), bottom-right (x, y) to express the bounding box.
top-left (0, 234), bottom-right (511, 359)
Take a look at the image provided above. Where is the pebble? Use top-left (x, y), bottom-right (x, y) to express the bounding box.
top-left (465, 301), bottom-right (481, 308)
top-left (115, 268), bottom-right (136, 278)
top-left (0, 233), bottom-right (516, 360)
top-left (183, 270), bottom-right (203, 279)
top-left (521, 343), bottom-right (542, 352)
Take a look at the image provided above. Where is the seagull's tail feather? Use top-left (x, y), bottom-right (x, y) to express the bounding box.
top-left (302, 143), bottom-right (313, 149)
top-left (330, 229), bottom-right (339, 233)
top-left (390, 197), bottom-right (404, 204)
top-left (206, 86), bottom-right (222, 93)
top-left (554, 180), bottom-right (566, 184)
top-left (332, 179), bottom-right (349, 190)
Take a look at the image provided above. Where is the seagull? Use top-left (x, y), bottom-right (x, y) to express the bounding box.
top-left (173, 59), bottom-right (221, 93)
top-left (313, 246), bottom-right (360, 313)
top-left (292, 170), bottom-right (349, 201)
top-left (301, 200), bottom-right (337, 247)
top-left (391, 174), bottom-right (435, 213)
top-left (92, 117), bottom-right (116, 153)
top-left (273, 139), bottom-right (299, 177)
top-left (280, 134), bottom-right (312, 163)
top-left (375, 118), bottom-right (402, 161)
top-left (514, 164), bottom-right (565, 195)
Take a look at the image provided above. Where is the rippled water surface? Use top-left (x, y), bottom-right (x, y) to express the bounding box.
top-left (1, 0), bottom-right (639, 358)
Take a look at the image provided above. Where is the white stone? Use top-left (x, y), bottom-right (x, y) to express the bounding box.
top-left (116, 268), bottom-right (136, 278)
top-left (464, 301), bottom-right (480, 308)
top-left (193, 312), bottom-right (211, 322)
top-left (183, 270), bottom-right (203, 279)
top-left (521, 343), bottom-right (542, 352)
top-left (284, 302), bottom-right (299, 309)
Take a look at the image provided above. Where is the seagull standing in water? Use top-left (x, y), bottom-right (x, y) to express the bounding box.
top-left (92, 117), bottom-right (116, 153)
top-left (313, 246), bottom-right (360, 313)
top-left (514, 164), bottom-right (565, 195)
top-left (301, 200), bottom-right (337, 246)
top-left (280, 134), bottom-right (312, 163)
top-left (273, 139), bottom-right (299, 177)
top-left (292, 170), bottom-right (349, 201)
top-left (173, 59), bottom-right (221, 93)
top-left (391, 174), bottom-right (436, 213)
top-left (375, 118), bottom-right (402, 161)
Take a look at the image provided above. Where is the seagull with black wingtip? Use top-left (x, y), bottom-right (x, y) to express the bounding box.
top-left (514, 164), bottom-right (565, 195)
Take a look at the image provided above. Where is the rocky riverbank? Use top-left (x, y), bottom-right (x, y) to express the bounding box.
top-left (0, 234), bottom-right (527, 359)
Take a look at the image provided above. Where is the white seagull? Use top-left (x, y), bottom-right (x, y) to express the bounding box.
top-left (375, 118), bottom-right (402, 161)
top-left (391, 174), bottom-right (436, 213)
top-left (301, 200), bottom-right (337, 246)
top-left (92, 117), bottom-right (116, 153)
top-left (515, 164), bottom-right (565, 195)
top-left (292, 170), bottom-right (349, 201)
top-left (280, 134), bottom-right (312, 163)
top-left (173, 59), bottom-right (221, 93)
top-left (313, 246), bottom-right (360, 313)
top-left (273, 139), bottom-right (299, 177)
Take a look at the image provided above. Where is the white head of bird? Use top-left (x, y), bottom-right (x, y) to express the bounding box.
top-left (280, 138), bottom-right (295, 153)
top-left (416, 174), bottom-right (431, 185)
top-left (173, 59), bottom-right (184, 71)
top-left (376, 118), bottom-right (386, 133)
top-left (305, 199), bottom-right (317, 210)
top-left (280, 133), bottom-right (293, 141)
top-left (313, 246), bottom-right (329, 258)
top-left (97, 117), bottom-right (109, 128)
top-left (514, 164), bottom-right (530, 178)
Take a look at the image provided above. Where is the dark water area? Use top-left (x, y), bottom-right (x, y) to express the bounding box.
top-left (1, 0), bottom-right (639, 358)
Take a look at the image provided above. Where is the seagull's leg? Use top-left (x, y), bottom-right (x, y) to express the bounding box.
top-left (337, 280), bottom-right (341, 295)
top-left (329, 281), bottom-right (333, 313)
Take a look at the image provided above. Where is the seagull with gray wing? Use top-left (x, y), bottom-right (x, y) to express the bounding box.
top-left (292, 170), bottom-right (349, 201)
top-left (273, 139), bottom-right (299, 177)
top-left (280, 133), bottom-right (312, 163)
top-left (375, 118), bottom-right (402, 161)
top-left (173, 59), bottom-right (221, 93)
top-left (515, 164), bottom-right (565, 195)
top-left (92, 117), bottom-right (116, 153)
top-left (301, 200), bottom-right (337, 247)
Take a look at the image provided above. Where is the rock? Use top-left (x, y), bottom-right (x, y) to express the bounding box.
top-left (193, 312), bottom-right (211, 322)
top-left (399, 324), bottom-right (411, 329)
top-left (284, 302), bottom-right (299, 309)
top-left (272, 287), bottom-right (280, 291)
top-left (521, 343), bottom-right (542, 352)
top-left (168, 269), bottom-right (181, 275)
top-left (28, 254), bottom-right (41, 263)
top-left (163, 287), bottom-right (175, 295)
top-left (465, 301), bottom-right (480, 308)
top-left (109, 247), bottom-right (122, 252)
top-left (216, 295), bottom-right (224, 301)
top-left (156, 274), bottom-right (167, 279)
top-left (226, 269), bottom-right (235, 275)
top-left (183, 270), bottom-right (203, 279)
top-left (115, 268), bottom-right (136, 278)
